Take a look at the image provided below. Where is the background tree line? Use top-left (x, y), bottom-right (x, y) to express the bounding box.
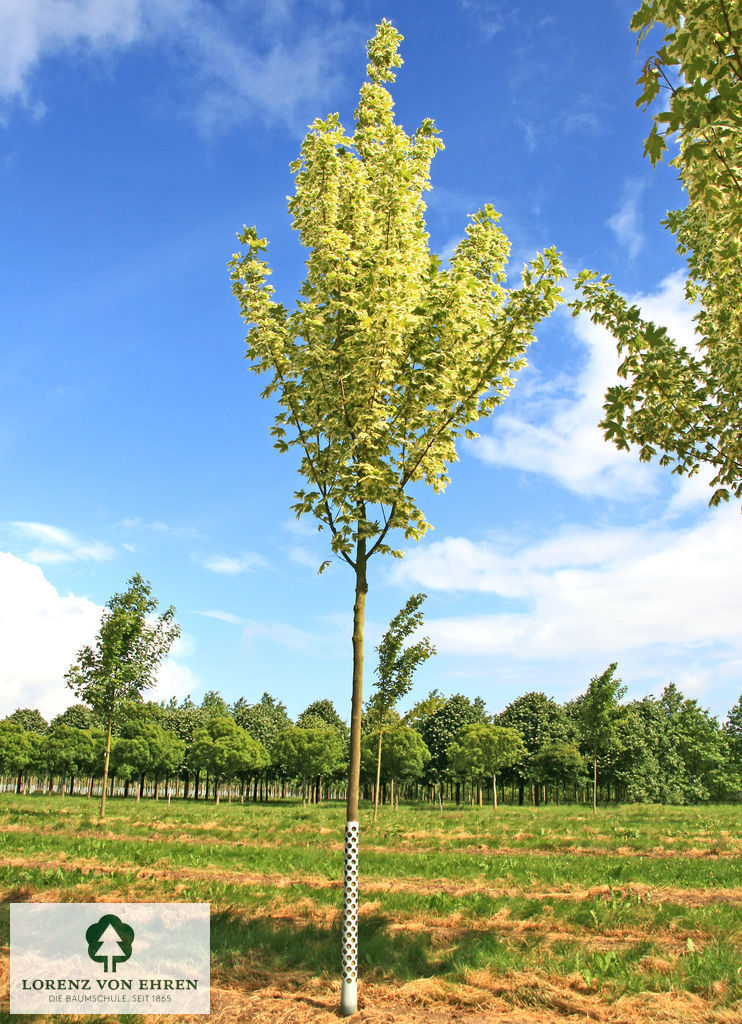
top-left (2, 667), bottom-right (741, 808)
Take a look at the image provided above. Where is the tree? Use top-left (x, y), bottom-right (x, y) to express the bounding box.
top-left (530, 740), bottom-right (584, 805)
top-left (65, 574), bottom-right (180, 820)
top-left (361, 725), bottom-right (429, 808)
top-left (365, 593), bottom-right (435, 822)
top-left (200, 690), bottom-right (230, 721)
top-left (724, 695), bottom-right (742, 794)
top-left (44, 724), bottom-right (102, 796)
top-left (0, 721), bottom-right (34, 793)
top-left (190, 717), bottom-right (269, 804)
top-left (572, 1), bottom-right (742, 505)
top-left (233, 693), bottom-right (292, 798)
top-left (3, 708), bottom-right (48, 734)
top-left (577, 663), bottom-right (627, 812)
top-left (233, 692), bottom-right (292, 750)
top-left (297, 699), bottom-right (349, 747)
top-left (161, 695), bottom-right (204, 799)
top-left (419, 693), bottom-right (489, 799)
top-left (498, 691), bottom-right (573, 804)
top-left (111, 706), bottom-right (185, 800)
top-left (447, 723), bottom-right (525, 809)
top-left (229, 21), bottom-right (564, 1012)
top-left (402, 689), bottom-right (446, 730)
top-left (50, 704), bottom-right (94, 731)
top-left (273, 724), bottom-right (346, 806)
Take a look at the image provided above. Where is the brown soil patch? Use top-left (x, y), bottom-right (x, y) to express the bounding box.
top-left (1, 952), bottom-right (739, 1024)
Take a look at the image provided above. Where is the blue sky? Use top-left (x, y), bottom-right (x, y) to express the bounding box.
top-left (1, 0), bottom-right (740, 725)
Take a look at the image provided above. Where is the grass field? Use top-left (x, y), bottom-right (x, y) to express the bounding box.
top-left (1, 794), bottom-right (741, 1023)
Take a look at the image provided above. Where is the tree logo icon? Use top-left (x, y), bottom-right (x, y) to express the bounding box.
top-left (85, 914), bottom-right (135, 973)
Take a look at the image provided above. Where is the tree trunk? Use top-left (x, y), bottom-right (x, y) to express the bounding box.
top-left (593, 757), bottom-right (598, 813)
top-left (341, 540), bottom-right (367, 1017)
top-left (493, 772), bottom-right (498, 811)
top-left (372, 730), bottom-right (382, 824)
top-left (100, 718), bottom-right (112, 819)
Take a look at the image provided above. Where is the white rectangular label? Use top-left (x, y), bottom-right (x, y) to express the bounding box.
top-left (10, 903), bottom-right (210, 1014)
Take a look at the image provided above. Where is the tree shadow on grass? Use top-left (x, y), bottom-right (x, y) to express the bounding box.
top-left (210, 906), bottom-right (441, 985)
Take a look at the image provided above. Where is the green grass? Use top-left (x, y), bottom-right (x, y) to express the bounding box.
top-left (1, 794), bottom-right (741, 1016)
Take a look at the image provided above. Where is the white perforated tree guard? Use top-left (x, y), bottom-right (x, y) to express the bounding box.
top-left (340, 820), bottom-right (360, 1015)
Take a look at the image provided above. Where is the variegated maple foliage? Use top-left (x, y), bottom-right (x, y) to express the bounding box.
top-left (230, 21), bottom-right (565, 567)
top-left (573, 0), bottom-right (742, 506)
top-left (229, 20), bottom-right (565, 825)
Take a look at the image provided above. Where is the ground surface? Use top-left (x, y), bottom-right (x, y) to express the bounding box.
top-left (0, 795), bottom-right (740, 1023)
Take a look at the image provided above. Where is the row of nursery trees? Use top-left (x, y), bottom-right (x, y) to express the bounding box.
top-left (2, 671), bottom-right (741, 808)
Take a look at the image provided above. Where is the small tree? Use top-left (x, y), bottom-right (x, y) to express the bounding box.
top-left (273, 725), bottom-right (346, 806)
top-left (530, 740), bottom-right (584, 805)
top-left (578, 663), bottom-right (627, 812)
top-left (365, 593), bottom-right (435, 822)
top-left (191, 717), bottom-right (269, 804)
top-left (362, 725), bottom-right (429, 809)
top-left (447, 723), bottom-right (526, 809)
top-left (0, 721), bottom-right (34, 793)
top-left (65, 574), bottom-right (180, 819)
top-left (420, 694), bottom-right (489, 802)
top-left (44, 724), bottom-right (101, 796)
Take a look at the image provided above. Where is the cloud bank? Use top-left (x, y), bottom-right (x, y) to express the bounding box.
top-left (0, 0), bottom-right (358, 131)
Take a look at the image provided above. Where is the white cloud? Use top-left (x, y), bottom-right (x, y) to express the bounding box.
top-left (196, 552), bottom-right (269, 575)
top-left (0, 0), bottom-right (142, 102)
top-left (607, 180), bottom-right (646, 259)
top-left (390, 504), bottom-right (742, 664)
top-left (194, 609), bottom-right (243, 625)
top-left (473, 271), bottom-right (698, 501)
top-left (3, 521), bottom-right (115, 564)
top-left (0, 552), bottom-right (102, 719)
top-left (0, 0), bottom-right (358, 131)
top-left (0, 552), bottom-right (199, 720)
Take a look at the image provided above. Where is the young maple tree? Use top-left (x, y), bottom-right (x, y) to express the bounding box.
top-left (365, 593), bottom-right (435, 824)
top-left (65, 573), bottom-right (180, 820)
top-left (229, 21), bottom-right (564, 1014)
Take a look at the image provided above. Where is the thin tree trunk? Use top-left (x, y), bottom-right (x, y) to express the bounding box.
top-left (373, 728), bottom-right (383, 824)
top-left (493, 772), bottom-right (498, 811)
top-left (593, 757), bottom-right (598, 813)
top-left (100, 719), bottom-right (112, 819)
top-left (341, 539), bottom-right (367, 1017)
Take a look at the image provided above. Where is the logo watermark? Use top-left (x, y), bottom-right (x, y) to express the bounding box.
top-left (10, 903), bottom-right (210, 1014)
